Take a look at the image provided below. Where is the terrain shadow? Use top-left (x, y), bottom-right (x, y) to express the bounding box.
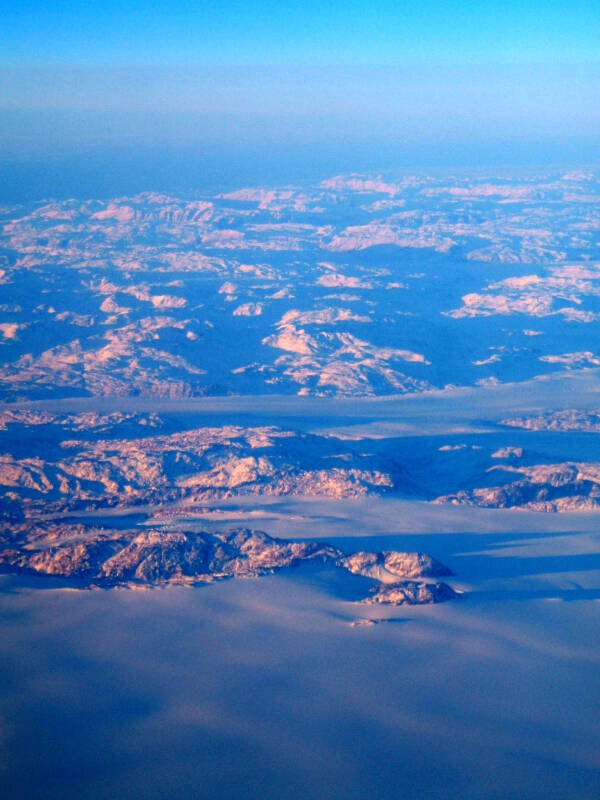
top-left (326, 531), bottom-right (600, 602)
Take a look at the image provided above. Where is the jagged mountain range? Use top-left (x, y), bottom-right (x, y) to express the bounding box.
top-left (0, 524), bottom-right (457, 605)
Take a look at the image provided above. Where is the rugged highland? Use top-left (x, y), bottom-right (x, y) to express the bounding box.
top-left (0, 523), bottom-right (457, 605)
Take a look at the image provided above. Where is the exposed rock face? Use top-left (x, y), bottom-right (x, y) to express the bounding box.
top-left (98, 529), bottom-right (339, 584)
top-left (0, 523), bottom-right (457, 605)
top-left (502, 409), bottom-right (600, 433)
top-left (365, 581), bottom-right (458, 606)
top-left (0, 421), bottom-right (394, 521)
top-left (2, 174), bottom-right (600, 402)
top-left (100, 531), bottom-right (212, 583)
top-left (25, 541), bottom-right (100, 577)
top-left (342, 551), bottom-right (451, 583)
top-left (435, 461), bottom-right (600, 511)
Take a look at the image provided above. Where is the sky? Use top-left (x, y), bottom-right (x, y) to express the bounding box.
top-left (3, 1), bottom-right (600, 66)
top-left (1, 1), bottom-right (599, 197)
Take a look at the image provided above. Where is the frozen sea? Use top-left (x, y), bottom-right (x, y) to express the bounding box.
top-left (1, 492), bottom-right (599, 800)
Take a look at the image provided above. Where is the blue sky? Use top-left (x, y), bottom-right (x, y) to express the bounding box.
top-left (3, 1), bottom-right (600, 66)
top-left (0, 1), bottom-right (598, 184)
